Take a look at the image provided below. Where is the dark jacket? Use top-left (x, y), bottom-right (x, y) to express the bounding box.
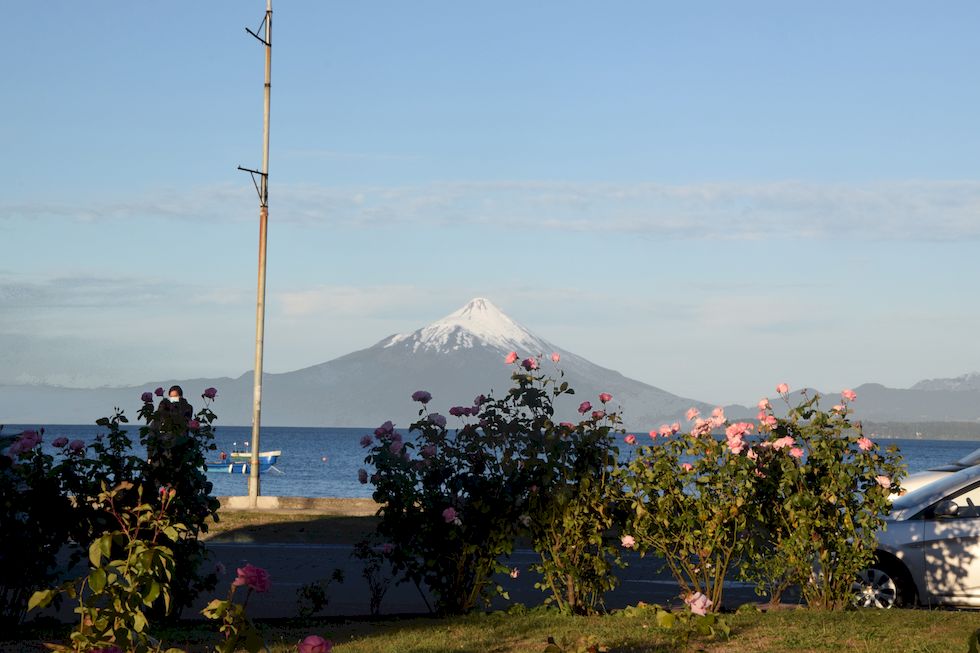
top-left (153, 397), bottom-right (194, 432)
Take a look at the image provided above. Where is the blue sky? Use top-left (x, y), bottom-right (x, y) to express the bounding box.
top-left (2, 1), bottom-right (978, 405)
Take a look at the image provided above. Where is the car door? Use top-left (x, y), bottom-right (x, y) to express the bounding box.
top-left (921, 480), bottom-right (980, 605)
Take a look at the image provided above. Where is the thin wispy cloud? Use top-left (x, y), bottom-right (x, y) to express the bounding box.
top-left (4, 180), bottom-right (979, 240)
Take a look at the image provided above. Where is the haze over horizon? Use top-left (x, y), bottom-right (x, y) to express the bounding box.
top-left (2, 2), bottom-right (979, 407)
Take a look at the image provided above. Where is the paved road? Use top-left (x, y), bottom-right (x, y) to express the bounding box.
top-left (201, 541), bottom-right (765, 618)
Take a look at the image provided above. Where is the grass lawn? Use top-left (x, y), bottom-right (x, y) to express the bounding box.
top-left (9, 608), bottom-right (979, 653)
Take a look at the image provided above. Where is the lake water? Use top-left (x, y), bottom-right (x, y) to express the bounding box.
top-left (8, 423), bottom-right (980, 499)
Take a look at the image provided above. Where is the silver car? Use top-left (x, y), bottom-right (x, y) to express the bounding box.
top-left (855, 464), bottom-right (980, 608)
top-left (900, 446), bottom-right (980, 495)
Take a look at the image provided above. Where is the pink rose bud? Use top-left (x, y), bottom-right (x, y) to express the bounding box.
top-left (52, 437), bottom-right (69, 448)
top-left (577, 401), bottom-right (592, 414)
top-left (841, 388), bottom-right (857, 402)
top-left (155, 387), bottom-right (164, 397)
top-left (624, 434), bottom-right (636, 445)
top-left (857, 437), bottom-right (873, 451)
top-left (620, 534), bottom-right (636, 548)
top-left (203, 387), bottom-right (218, 399)
top-left (68, 439), bottom-right (85, 453)
top-left (685, 407), bottom-right (700, 422)
top-left (551, 352), bottom-right (560, 363)
top-left (776, 383), bottom-right (789, 394)
top-left (599, 392), bottom-right (612, 403)
top-left (504, 351), bottom-right (519, 365)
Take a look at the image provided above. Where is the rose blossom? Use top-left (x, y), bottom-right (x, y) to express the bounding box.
top-left (442, 507), bottom-right (460, 524)
top-left (776, 383), bottom-right (789, 395)
top-left (624, 434), bottom-right (636, 445)
top-left (155, 387), bottom-right (164, 397)
top-left (685, 407), bottom-right (700, 421)
top-left (758, 397), bottom-right (771, 410)
top-left (389, 441), bottom-right (403, 455)
top-left (187, 419), bottom-right (200, 430)
top-left (599, 392), bottom-right (612, 403)
top-left (510, 568), bottom-right (520, 579)
top-left (68, 439), bottom-right (85, 453)
top-left (521, 357), bottom-right (539, 371)
top-left (428, 413), bottom-right (447, 429)
top-left (551, 352), bottom-right (561, 363)
top-left (681, 462), bottom-right (694, 472)
top-left (233, 563), bottom-right (271, 593)
top-left (771, 436), bottom-right (795, 450)
top-left (841, 388), bottom-right (857, 402)
top-left (857, 437), bottom-right (873, 451)
top-left (577, 401), bottom-right (592, 414)
top-left (789, 447), bottom-right (804, 459)
top-left (685, 591), bottom-right (713, 616)
top-left (876, 475), bottom-right (892, 489)
top-left (411, 390), bottom-right (432, 404)
top-left (620, 535), bottom-right (636, 549)
top-left (360, 435), bottom-right (373, 448)
top-left (591, 410), bottom-right (606, 420)
top-left (141, 391), bottom-right (153, 403)
top-left (203, 387), bottom-right (218, 399)
top-left (505, 351), bottom-right (519, 364)
top-left (52, 437), bottom-right (69, 448)
top-left (297, 635), bottom-right (332, 653)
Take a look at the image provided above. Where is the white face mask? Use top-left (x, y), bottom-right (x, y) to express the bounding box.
top-left (169, 396), bottom-right (181, 403)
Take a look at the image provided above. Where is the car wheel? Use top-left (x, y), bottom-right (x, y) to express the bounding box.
top-left (853, 564), bottom-right (910, 609)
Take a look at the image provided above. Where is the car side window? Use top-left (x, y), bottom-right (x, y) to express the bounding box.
top-left (937, 482), bottom-right (980, 519)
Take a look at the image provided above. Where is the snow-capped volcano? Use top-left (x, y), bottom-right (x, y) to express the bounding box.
top-left (381, 297), bottom-right (553, 355)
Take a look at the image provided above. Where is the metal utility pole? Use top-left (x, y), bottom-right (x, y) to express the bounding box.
top-left (239, 0), bottom-right (272, 508)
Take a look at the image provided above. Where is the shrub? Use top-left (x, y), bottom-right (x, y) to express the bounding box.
top-left (748, 386), bottom-right (905, 609)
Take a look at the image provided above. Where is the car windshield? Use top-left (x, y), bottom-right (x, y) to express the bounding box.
top-left (954, 446), bottom-right (980, 467)
top-left (892, 464), bottom-right (980, 512)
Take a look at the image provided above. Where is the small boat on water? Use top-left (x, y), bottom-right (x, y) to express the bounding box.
top-left (209, 449), bottom-right (282, 474)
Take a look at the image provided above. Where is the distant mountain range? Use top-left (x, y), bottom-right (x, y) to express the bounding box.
top-left (2, 298), bottom-right (979, 435)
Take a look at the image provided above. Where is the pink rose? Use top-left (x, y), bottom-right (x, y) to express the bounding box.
top-left (841, 388), bottom-right (857, 402)
top-left (771, 436), bottom-right (795, 450)
top-left (155, 387), bottom-right (164, 397)
top-left (203, 387), bottom-right (218, 399)
top-left (141, 391), bottom-right (153, 403)
top-left (599, 392), bottom-right (613, 403)
top-left (442, 507), bottom-right (459, 524)
top-left (421, 444), bottom-right (436, 458)
top-left (657, 425), bottom-right (672, 438)
top-left (624, 434), bottom-right (636, 445)
top-left (551, 352), bottom-right (561, 363)
top-left (857, 437), bottom-right (873, 452)
top-left (577, 401), bottom-right (592, 414)
top-left (559, 421), bottom-right (575, 429)
top-left (52, 437), bottom-right (69, 448)
top-left (68, 439), bottom-right (85, 453)
top-left (389, 441), bottom-right (403, 455)
top-left (521, 357), bottom-right (539, 371)
top-left (876, 475), bottom-right (891, 489)
top-left (776, 383), bottom-right (789, 395)
top-left (297, 635), bottom-right (332, 653)
top-left (670, 422), bottom-right (680, 433)
top-left (510, 568), bottom-right (520, 579)
top-left (757, 397), bottom-right (770, 410)
top-left (411, 390), bottom-right (432, 404)
top-left (428, 413), bottom-right (447, 429)
top-left (685, 591), bottom-right (713, 616)
top-left (360, 435), bottom-right (373, 448)
top-left (187, 419), bottom-right (200, 430)
top-left (685, 407), bottom-right (700, 422)
top-left (621, 534), bottom-right (636, 549)
top-left (233, 563), bottom-right (271, 593)
top-left (505, 351), bottom-right (519, 365)
top-left (832, 404), bottom-right (845, 412)
top-left (789, 447), bottom-right (804, 459)
top-left (681, 462), bottom-right (693, 472)
top-left (591, 410), bottom-right (606, 420)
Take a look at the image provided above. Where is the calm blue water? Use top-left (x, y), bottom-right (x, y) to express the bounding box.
top-left (7, 424), bottom-right (980, 499)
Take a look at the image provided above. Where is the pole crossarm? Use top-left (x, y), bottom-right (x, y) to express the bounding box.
top-left (237, 166), bottom-right (268, 206)
top-left (245, 13), bottom-right (271, 47)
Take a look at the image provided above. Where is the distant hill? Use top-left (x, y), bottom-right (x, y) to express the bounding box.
top-left (2, 299), bottom-right (978, 434)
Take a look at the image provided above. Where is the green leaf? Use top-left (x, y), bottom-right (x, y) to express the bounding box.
top-left (88, 568), bottom-right (106, 594)
top-left (655, 610), bottom-right (676, 629)
top-left (28, 590), bottom-right (54, 611)
top-left (133, 610), bottom-right (148, 632)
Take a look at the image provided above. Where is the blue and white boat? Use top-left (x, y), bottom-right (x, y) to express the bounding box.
top-left (209, 449), bottom-right (282, 474)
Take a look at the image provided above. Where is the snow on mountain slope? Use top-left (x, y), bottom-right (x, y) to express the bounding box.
top-left (380, 297), bottom-right (554, 355)
top-left (912, 372), bottom-right (980, 392)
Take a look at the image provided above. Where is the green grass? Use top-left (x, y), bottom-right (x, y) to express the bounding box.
top-left (9, 608), bottom-right (978, 653)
